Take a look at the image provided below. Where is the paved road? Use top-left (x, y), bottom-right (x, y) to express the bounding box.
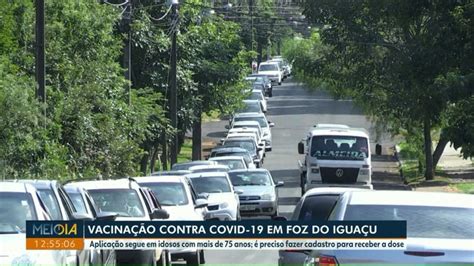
top-left (200, 78), bottom-right (407, 265)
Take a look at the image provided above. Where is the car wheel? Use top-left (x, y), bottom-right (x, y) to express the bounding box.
top-left (185, 251), bottom-right (200, 266)
top-left (157, 250), bottom-right (169, 266)
top-left (278, 82), bottom-right (282, 85)
top-left (199, 250), bottom-right (205, 264)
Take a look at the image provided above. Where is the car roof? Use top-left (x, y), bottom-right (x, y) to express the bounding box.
top-left (228, 168), bottom-right (270, 174)
top-left (233, 121), bottom-right (260, 126)
top-left (63, 183), bottom-right (84, 193)
top-left (190, 164), bottom-right (230, 170)
top-left (72, 178), bottom-right (140, 190)
top-left (209, 156), bottom-right (245, 161)
top-left (211, 147), bottom-right (248, 153)
top-left (134, 175), bottom-right (186, 183)
top-left (12, 179), bottom-right (58, 189)
top-left (308, 127), bottom-right (369, 138)
top-left (151, 170), bottom-right (192, 176)
top-left (224, 137), bottom-right (256, 143)
top-left (344, 191), bottom-right (474, 208)
top-left (259, 61), bottom-right (278, 65)
top-left (234, 112), bottom-right (265, 118)
top-left (0, 182), bottom-right (36, 193)
top-left (186, 172), bottom-right (229, 178)
top-left (314, 123), bottom-right (350, 129)
top-left (172, 160), bottom-right (215, 167)
top-left (243, 99), bottom-right (260, 103)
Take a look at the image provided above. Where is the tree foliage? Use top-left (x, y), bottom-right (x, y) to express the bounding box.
top-left (287, 0), bottom-right (474, 179)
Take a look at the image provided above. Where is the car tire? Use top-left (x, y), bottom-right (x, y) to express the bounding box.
top-left (185, 251), bottom-right (200, 266)
top-left (157, 250), bottom-right (169, 266)
top-left (199, 250), bottom-right (205, 264)
top-left (278, 82), bottom-right (282, 85)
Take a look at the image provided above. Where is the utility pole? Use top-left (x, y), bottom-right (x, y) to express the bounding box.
top-left (169, 0), bottom-right (179, 166)
top-left (249, 0), bottom-right (254, 52)
top-left (35, 0), bottom-right (45, 104)
top-left (123, 0), bottom-right (132, 105)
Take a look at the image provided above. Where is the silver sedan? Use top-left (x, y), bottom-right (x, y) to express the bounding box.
top-left (228, 169), bottom-right (284, 217)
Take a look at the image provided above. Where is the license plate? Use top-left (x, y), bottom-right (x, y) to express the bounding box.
top-left (240, 205), bottom-right (257, 211)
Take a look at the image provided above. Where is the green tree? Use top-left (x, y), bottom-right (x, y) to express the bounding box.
top-left (297, 0), bottom-right (473, 179)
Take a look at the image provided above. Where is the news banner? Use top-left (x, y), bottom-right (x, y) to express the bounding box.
top-left (26, 221), bottom-right (407, 250)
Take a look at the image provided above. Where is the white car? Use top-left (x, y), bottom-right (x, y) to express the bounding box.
top-left (241, 99), bottom-right (264, 114)
top-left (186, 172), bottom-right (242, 221)
top-left (0, 182), bottom-right (68, 266)
top-left (73, 178), bottom-right (170, 266)
top-left (228, 121), bottom-right (263, 139)
top-left (135, 176), bottom-right (207, 265)
top-left (228, 127), bottom-right (266, 153)
top-left (209, 156), bottom-right (248, 171)
top-left (225, 132), bottom-right (265, 161)
top-left (231, 113), bottom-right (275, 151)
top-left (246, 89), bottom-right (267, 112)
top-left (189, 164), bottom-right (231, 173)
top-left (258, 61), bottom-right (282, 85)
top-left (306, 190), bottom-right (474, 265)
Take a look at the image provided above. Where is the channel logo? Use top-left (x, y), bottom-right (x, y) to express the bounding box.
top-left (26, 221), bottom-right (84, 250)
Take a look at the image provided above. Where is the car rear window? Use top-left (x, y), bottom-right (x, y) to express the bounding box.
top-left (344, 205), bottom-right (474, 239)
top-left (298, 195), bottom-right (339, 221)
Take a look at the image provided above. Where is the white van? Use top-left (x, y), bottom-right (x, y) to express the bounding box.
top-left (297, 124), bottom-right (373, 192)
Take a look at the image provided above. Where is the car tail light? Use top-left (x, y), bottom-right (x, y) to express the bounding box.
top-left (318, 255), bottom-right (338, 266)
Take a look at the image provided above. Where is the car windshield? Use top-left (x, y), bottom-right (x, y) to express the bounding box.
top-left (140, 182), bottom-right (189, 206)
top-left (37, 189), bottom-right (62, 220)
top-left (223, 140), bottom-right (256, 156)
top-left (229, 172), bottom-right (272, 186)
top-left (259, 64), bottom-right (278, 71)
top-left (88, 189), bottom-right (145, 217)
top-left (213, 159), bottom-right (246, 170)
top-left (234, 117), bottom-right (268, 128)
top-left (0, 192), bottom-right (37, 233)
top-left (240, 102), bottom-right (261, 113)
top-left (344, 205), bottom-right (474, 239)
top-left (310, 135), bottom-right (369, 161)
top-left (172, 162), bottom-right (204, 170)
top-left (189, 176), bottom-right (232, 194)
top-left (249, 91), bottom-right (262, 101)
top-left (66, 192), bottom-right (88, 215)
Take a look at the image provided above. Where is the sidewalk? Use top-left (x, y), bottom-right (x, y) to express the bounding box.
top-left (413, 142), bottom-right (474, 193)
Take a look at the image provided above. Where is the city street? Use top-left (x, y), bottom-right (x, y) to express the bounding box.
top-left (201, 78), bottom-right (409, 265)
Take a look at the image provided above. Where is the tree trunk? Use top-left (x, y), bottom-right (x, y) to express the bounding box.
top-left (161, 132), bottom-right (168, 171)
top-left (423, 119), bottom-right (434, 180)
top-left (192, 115), bottom-right (202, 160)
top-left (433, 133), bottom-right (449, 170)
top-left (257, 41), bottom-right (263, 64)
top-left (140, 153), bottom-right (148, 175)
top-left (277, 40), bottom-right (281, 55)
top-left (150, 142), bottom-right (160, 173)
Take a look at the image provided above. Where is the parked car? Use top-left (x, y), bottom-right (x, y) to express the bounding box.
top-left (172, 160), bottom-right (218, 171)
top-left (209, 156), bottom-right (248, 171)
top-left (224, 132), bottom-right (265, 162)
top-left (14, 179), bottom-right (93, 266)
top-left (0, 182), bottom-right (67, 266)
top-left (231, 113), bottom-right (275, 151)
top-left (186, 172), bottom-right (241, 221)
top-left (239, 99), bottom-right (264, 114)
top-left (222, 137), bottom-right (263, 166)
top-left (248, 74), bottom-right (273, 97)
top-left (278, 187), bottom-right (368, 266)
top-left (64, 184), bottom-right (117, 266)
top-left (73, 178), bottom-right (170, 266)
top-left (258, 61), bottom-right (282, 85)
top-left (305, 190), bottom-right (474, 265)
top-left (246, 89), bottom-right (267, 112)
top-left (136, 176), bottom-right (206, 266)
top-left (189, 164), bottom-right (231, 173)
top-left (227, 121), bottom-right (263, 141)
top-left (210, 146), bottom-right (256, 169)
top-left (227, 127), bottom-right (265, 152)
top-left (228, 169), bottom-right (283, 218)
top-left (245, 74), bottom-right (272, 97)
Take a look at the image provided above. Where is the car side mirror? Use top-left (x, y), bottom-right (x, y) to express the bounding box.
top-left (272, 216), bottom-right (287, 221)
top-left (194, 199), bottom-right (208, 209)
top-left (96, 212), bottom-right (118, 221)
top-left (269, 122), bottom-right (275, 127)
top-left (197, 192), bottom-right (209, 199)
top-left (220, 138), bottom-right (225, 143)
top-left (275, 181), bottom-right (284, 187)
top-left (151, 209), bottom-right (169, 220)
top-left (257, 147), bottom-right (263, 151)
top-left (234, 189), bottom-right (244, 195)
top-left (225, 125), bottom-right (230, 130)
top-left (265, 97), bottom-right (269, 100)
top-left (298, 141), bottom-right (304, 154)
